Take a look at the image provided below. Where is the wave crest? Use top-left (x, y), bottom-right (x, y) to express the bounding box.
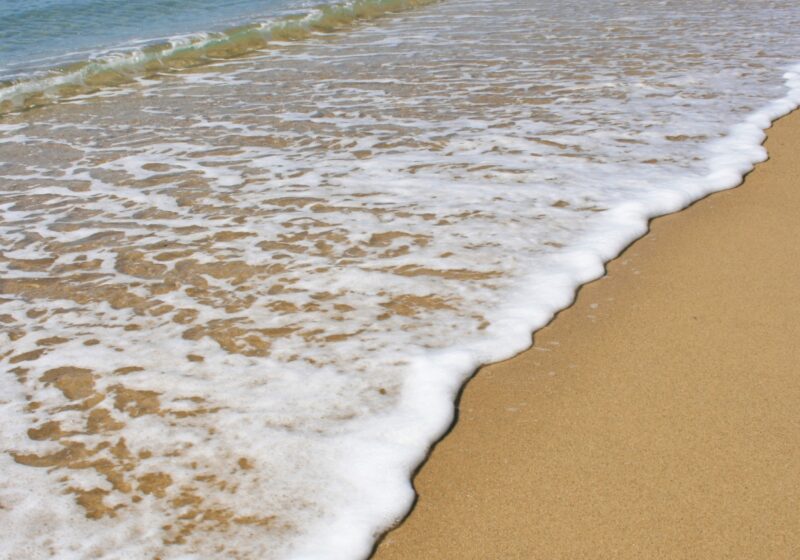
top-left (0, 0), bottom-right (437, 115)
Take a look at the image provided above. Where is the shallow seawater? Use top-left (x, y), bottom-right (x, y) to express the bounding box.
top-left (0, 0), bottom-right (320, 80)
top-left (1, 0), bottom-right (800, 558)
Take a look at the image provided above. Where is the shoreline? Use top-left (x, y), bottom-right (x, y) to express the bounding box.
top-left (372, 110), bottom-right (800, 559)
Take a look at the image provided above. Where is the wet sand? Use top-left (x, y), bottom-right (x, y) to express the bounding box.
top-left (373, 110), bottom-right (800, 559)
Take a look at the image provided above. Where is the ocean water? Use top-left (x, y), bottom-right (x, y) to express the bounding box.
top-left (1, 0), bottom-right (800, 558)
top-left (0, 0), bottom-right (327, 81)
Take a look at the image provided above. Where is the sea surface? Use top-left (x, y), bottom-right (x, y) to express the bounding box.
top-left (2, 0), bottom-right (800, 558)
top-left (0, 0), bottom-right (330, 81)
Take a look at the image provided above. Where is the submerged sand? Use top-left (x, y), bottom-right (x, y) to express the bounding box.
top-left (373, 110), bottom-right (800, 559)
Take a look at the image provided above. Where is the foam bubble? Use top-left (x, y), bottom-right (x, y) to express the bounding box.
top-left (2, 0), bottom-right (800, 558)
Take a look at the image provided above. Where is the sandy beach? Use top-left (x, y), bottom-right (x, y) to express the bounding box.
top-left (4, 1), bottom-right (800, 556)
top-left (373, 110), bottom-right (800, 559)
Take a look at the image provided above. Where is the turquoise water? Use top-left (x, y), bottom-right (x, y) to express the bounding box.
top-left (2, 0), bottom-right (800, 558)
top-left (0, 0), bottom-right (317, 80)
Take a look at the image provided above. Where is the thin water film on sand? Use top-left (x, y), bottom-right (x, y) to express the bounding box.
top-left (1, 0), bottom-right (800, 557)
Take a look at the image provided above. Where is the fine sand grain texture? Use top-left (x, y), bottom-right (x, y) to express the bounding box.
top-left (373, 110), bottom-right (800, 560)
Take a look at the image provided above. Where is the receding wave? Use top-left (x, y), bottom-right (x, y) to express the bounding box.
top-left (3, 0), bottom-right (800, 557)
top-left (0, 0), bottom-right (437, 115)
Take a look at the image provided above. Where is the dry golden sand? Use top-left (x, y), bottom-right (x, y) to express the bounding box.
top-left (373, 110), bottom-right (800, 559)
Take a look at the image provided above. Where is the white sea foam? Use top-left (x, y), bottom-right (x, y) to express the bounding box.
top-left (2, 0), bottom-right (800, 558)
